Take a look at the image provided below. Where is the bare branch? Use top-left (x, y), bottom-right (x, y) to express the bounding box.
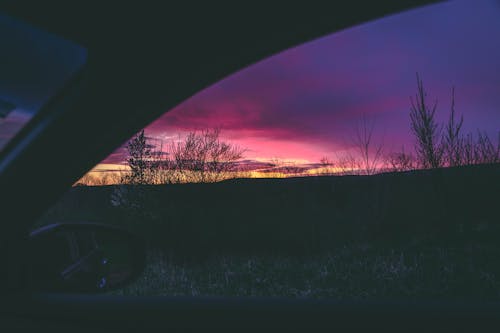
top-left (351, 114), bottom-right (384, 175)
top-left (410, 73), bottom-right (444, 169)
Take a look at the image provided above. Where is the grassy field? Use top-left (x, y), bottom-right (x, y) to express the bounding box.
top-left (37, 163), bottom-right (500, 299)
top-left (112, 241), bottom-right (500, 300)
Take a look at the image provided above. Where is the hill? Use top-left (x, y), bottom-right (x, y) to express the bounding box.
top-left (37, 163), bottom-right (500, 256)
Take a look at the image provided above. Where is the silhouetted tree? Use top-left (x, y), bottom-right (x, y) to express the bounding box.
top-left (474, 130), bottom-right (500, 164)
top-left (352, 114), bottom-right (384, 175)
top-left (442, 87), bottom-right (464, 167)
top-left (334, 152), bottom-right (360, 175)
top-left (385, 146), bottom-right (415, 172)
top-left (410, 73), bottom-right (444, 169)
top-left (170, 128), bottom-right (245, 183)
top-left (319, 156), bottom-right (335, 175)
top-left (121, 129), bottom-right (170, 184)
top-left (124, 130), bottom-right (154, 184)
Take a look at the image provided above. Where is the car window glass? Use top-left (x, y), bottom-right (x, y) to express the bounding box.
top-left (0, 13), bottom-right (87, 151)
top-left (38, 0), bottom-right (500, 299)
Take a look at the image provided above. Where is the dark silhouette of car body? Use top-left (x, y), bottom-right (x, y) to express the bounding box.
top-left (2, 1), bottom-right (500, 331)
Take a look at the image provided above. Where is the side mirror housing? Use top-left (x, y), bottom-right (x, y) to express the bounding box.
top-left (28, 223), bottom-right (145, 293)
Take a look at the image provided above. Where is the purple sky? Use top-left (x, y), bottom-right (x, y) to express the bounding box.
top-left (103, 0), bottom-right (500, 167)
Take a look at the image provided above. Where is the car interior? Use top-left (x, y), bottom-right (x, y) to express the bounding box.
top-left (1, 1), bottom-right (500, 331)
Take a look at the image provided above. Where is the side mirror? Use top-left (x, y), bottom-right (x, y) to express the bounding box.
top-left (28, 223), bottom-right (145, 293)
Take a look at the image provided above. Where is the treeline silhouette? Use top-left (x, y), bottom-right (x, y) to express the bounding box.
top-left (321, 73), bottom-right (499, 176)
top-left (39, 162), bottom-right (500, 258)
top-left (48, 74), bottom-right (500, 298)
top-left (75, 73), bottom-right (498, 186)
top-left (59, 73), bottom-right (500, 255)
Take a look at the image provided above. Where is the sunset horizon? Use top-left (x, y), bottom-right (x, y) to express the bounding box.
top-left (78, 0), bottom-right (499, 185)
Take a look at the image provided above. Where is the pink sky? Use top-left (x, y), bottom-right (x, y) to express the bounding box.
top-left (100, 0), bottom-right (500, 171)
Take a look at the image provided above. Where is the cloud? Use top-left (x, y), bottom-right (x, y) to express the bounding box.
top-left (102, 0), bottom-right (500, 166)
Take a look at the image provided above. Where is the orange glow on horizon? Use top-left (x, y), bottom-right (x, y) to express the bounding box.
top-left (74, 160), bottom-right (366, 186)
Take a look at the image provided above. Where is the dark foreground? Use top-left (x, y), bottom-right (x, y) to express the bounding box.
top-left (113, 243), bottom-right (500, 299)
top-left (39, 163), bottom-right (500, 299)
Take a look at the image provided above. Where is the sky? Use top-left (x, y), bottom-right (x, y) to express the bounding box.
top-left (97, 0), bottom-right (500, 173)
top-left (1, 1), bottom-right (499, 178)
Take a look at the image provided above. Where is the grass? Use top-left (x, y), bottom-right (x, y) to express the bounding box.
top-left (38, 164), bottom-right (500, 299)
top-left (111, 242), bottom-right (500, 300)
